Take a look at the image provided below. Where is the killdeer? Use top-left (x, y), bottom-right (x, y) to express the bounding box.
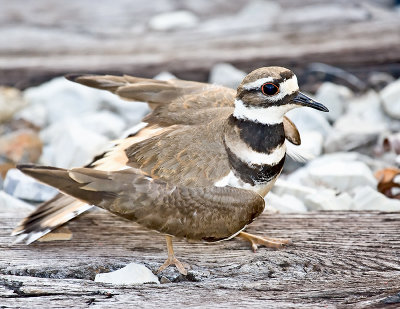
top-left (13, 67), bottom-right (328, 275)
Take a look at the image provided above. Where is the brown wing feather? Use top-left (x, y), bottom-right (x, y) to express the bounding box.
top-left (17, 165), bottom-right (265, 241)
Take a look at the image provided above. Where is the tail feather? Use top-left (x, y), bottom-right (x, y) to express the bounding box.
top-left (12, 193), bottom-right (92, 244)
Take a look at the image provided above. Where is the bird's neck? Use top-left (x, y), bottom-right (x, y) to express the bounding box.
top-left (223, 101), bottom-right (286, 186)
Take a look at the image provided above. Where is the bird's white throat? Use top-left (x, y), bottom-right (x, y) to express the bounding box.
top-left (233, 99), bottom-right (297, 125)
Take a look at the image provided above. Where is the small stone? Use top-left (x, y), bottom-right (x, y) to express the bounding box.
top-left (0, 190), bottom-right (35, 213)
top-left (95, 263), bottom-right (160, 285)
top-left (209, 63), bottom-right (246, 89)
top-left (15, 102), bottom-right (47, 128)
top-left (315, 82), bottom-right (352, 122)
top-left (0, 129), bottom-right (42, 163)
top-left (4, 168), bottom-right (58, 202)
top-left (149, 10), bottom-right (198, 31)
top-left (265, 192), bottom-right (307, 213)
top-left (0, 86), bottom-right (27, 124)
top-left (153, 71), bottom-right (177, 81)
top-left (381, 78), bottom-right (400, 119)
top-left (160, 276), bottom-right (171, 284)
top-left (352, 186), bottom-right (400, 211)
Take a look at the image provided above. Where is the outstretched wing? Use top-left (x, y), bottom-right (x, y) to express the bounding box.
top-left (17, 165), bottom-right (265, 241)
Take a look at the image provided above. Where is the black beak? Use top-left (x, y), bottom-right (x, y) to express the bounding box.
top-left (293, 92), bottom-right (329, 112)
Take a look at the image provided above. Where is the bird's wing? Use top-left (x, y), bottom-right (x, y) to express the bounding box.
top-left (68, 74), bottom-right (301, 143)
top-left (17, 165), bottom-right (265, 241)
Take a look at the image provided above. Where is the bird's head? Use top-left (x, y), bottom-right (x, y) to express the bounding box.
top-left (234, 66), bottom-right (328, 124)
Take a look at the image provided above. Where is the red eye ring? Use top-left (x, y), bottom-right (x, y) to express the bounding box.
top-left (261, 83), bottom-right (279, 96)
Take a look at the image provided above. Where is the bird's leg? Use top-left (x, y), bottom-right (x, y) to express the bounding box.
top-left (237, 231), bottom-right (291, 252)
top-left (157, 235), bottom-right (188, 275)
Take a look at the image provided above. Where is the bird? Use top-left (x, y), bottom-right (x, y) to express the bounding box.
top-left (12, 66), bottom-right (328, 275)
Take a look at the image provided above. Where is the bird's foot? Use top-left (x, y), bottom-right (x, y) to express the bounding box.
top-left (238, 231), bottom-right (291, 252)
top-left (157, 235), bottom-right (188, 275)
top-left (157, 255), bottom-right (188, 276)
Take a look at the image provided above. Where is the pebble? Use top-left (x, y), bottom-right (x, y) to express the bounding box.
top-left (0, 87), bottom-right (27, 124)
top-left (148, 10), bottom-right (199, 31)
top-left (95, 263), bottom-right (160, 285)
top-left (0, 129), bottom-right (42, 164)
top-left (209, 63), bottom-right (246, 89)
top-left (77, 111), bottom-right (126, 139)
top-left (4, 168), bottom-right (58, 202)
top-left (305, 190), bottom-right (354, 211)
top-left (380, 78), bottom-right (400, 119)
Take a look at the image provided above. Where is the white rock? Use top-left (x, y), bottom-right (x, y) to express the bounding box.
top-left (24, 77), bottom-right (102, 125)
top-left (315, 82), bottom-right (352, 122)
top-left (153, 71), bottom-right (177, 81)
top-left (15, 102), bottom-right (47, 128)
top-left (273, 179), bottom-right (316, 199)
top-left (149, 10), bottom-right (198, 31)
top-left (4, 169), bottom-right (57, 202)
top-left (286, 107), bottom-right (332, 138)
top-left (287, 152), bottom-right (377, 193)
top-left (79, 111), bottom-right (126, 139)
top-left (209, 63), bottom-right (247, 89)
top-left (95, 263), bottom-right (160, 285)
top-left (380, 78), bottom-right (400, 119)
top-left (304, 190), bottom-right (354, 211)
top-left (39, 122), bottom-right (111, 168)
top-left (352, 186), bottom-right (400, 211)
top-left (265, 192), bottom-right (307, 213)
top-left (0, 190), bottom-right (35, 213)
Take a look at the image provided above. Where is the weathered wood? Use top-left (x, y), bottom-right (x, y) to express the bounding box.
top-left (1, 0), bottom-right (399, 89)
top-left (1, 209), bottom-right (399, 308)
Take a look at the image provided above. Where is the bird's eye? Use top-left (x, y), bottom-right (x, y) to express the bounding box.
top-left (261, 83), bottom-right (279, 96)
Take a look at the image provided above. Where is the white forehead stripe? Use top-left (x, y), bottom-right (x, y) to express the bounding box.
top-left (233, 99), bottom-right (298, 124)
top-left (243, 77), bottom-right (274, 90)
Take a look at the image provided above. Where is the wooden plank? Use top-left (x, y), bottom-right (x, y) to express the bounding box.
top-left (1, 209), bottom-right (399, 308)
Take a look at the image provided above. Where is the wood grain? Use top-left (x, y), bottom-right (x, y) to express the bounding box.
top-left (1, 208), bottom-right (399, 308)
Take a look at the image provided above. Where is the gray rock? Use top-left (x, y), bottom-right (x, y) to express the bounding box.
top-left (315, 82), bottom-right (352, 122)
top-left (39, 122), bottom-right (111, 168)
top-left (95, 263), bottom-right (160, 285)
top-left (4, 169), bottom-right (58, 202)
top-left (352, 186), bottom-right (400, 211)
top-left (0, 190), bottom-right (35, 213)
top-left (265, 192), bottom-right (307, 213)
top-left (148, 10), bottom-right (199, 31)
top-left (381, 78), bottom-right (400, 119)
top-left (209, 63), bottom-right (246, 89)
